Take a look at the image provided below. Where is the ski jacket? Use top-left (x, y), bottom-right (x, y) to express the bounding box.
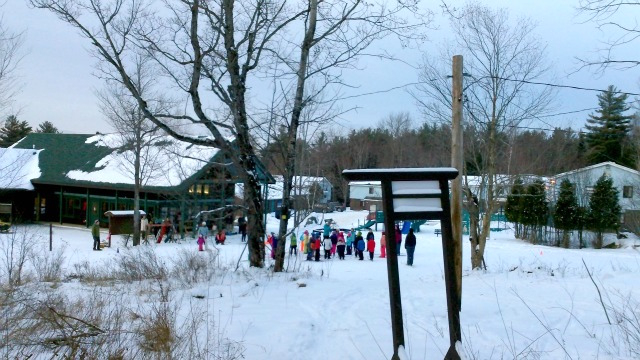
top-left (367, 239), bottom-right (376, 252)
top-left (290, 234), bottom-right (297, 246)
top-left (356, 237), bottom-right (365, 251)
top-left (197, 226), bottom-right (209, 238)
top-left (346, 232), bottom-right (354, 246)
top-left (323, 224), bottom-right (331, 237)
top-left (330, 232), bottom-right (338, 245)
top-left (323, 239), bottom-right (332, 250)
top-left (405, 232), bottom-right (417, 247)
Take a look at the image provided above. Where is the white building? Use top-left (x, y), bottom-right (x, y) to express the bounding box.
top-left (347, 181), bottom-right (382, 211)
top-left (551, 162), bottom-right (640, 231)
top-left (237, 175), bottom-right (332, 213)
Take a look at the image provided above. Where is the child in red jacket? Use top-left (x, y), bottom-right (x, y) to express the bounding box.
top-left (366, 230), bottom-right (376, 261)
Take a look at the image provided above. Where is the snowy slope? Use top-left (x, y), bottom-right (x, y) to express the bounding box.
top-left (3, 211), bottom-right (640, 359)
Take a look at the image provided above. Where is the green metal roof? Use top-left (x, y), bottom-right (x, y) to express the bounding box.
top-left (12, 133), bottom-right (274, 193)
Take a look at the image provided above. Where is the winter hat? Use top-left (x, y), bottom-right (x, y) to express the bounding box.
top-left (202, 221), bottom-right (206, 226)
top-left (357, 231), bottom-right (362, 237)
top-left (304, 230), bottom-right (309, 234)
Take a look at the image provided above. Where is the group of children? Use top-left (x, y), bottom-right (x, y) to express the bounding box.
top-left (276, 223), bottom-right (417, 266)
top-left (288, 227), bottom-right (384, 262)
top-left (193, 219), bottom-right (417, 266)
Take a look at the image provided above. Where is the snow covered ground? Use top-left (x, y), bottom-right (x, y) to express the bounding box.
top-left (2, 210), bottom-right (640, 359)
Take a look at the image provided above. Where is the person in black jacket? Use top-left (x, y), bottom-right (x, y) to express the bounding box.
top-left (355, 231), bottom-right (365, 260)
top-left (404, 228), bottom-right (417, 266)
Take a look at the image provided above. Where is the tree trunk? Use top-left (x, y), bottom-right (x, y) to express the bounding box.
top-left (274, 0), bottom-right (317, 272)
top-left (133, 142), bottom-right (141, 246)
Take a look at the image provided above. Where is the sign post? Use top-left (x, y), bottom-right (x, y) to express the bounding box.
top-left (342, 167), bottom-right (461, 360)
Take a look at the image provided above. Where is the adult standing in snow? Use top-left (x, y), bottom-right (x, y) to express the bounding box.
top-left (379, 231), bottom-right (386, 258)
top-left (238, 216), bottom-right (247, 242)
top-left (91, 219), bottom-right (101, 251)
top-left (355, 231), bottom-right (365, 260)
top-left (366, 230), bottom-right (376, 260)
top-left (197, 221), bottom-right (208, 251)
top-left (405, 228), bottom-right (417, 266)
top-left (323, 221), bottom-right (331, 243)
top-left (289, 232), bottom-right (298, 256)
top-left (395, 224), bottom-right (402, 255)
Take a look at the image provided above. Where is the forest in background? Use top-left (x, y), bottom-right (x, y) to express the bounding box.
top-left (260, 113), bottom-right (596, 203)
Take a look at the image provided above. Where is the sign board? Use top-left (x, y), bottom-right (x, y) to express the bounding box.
top-left (342, 167), bottom-right (461, 360)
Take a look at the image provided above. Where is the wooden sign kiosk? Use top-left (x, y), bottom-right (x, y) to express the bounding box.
top-left (342, 168), bottom-right (461, 360)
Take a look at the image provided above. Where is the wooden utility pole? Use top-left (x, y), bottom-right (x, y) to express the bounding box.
top-left (451, 55), bottom-right (463, 312)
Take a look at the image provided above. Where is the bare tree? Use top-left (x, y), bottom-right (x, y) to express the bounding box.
top-left (257, 0), bottom-right (429, 272)
top-left (96, 55), bottom-right (169, 246)
top-left (577, 0), bottom-right (640, 71)
top-left (29, 0), bottom-right (314, 267)
top-left (0, 6), bottom-right (24, 115)
top-left (413, 3), bottom-right (554, 269)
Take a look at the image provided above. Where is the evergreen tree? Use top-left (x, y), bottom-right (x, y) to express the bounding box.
top-left (0, 115), bottom-right (32, 147)
top-left (585, 85), bottom-right (635, 167)
top-left (505, 177), bottom-right (525, 238)
top-left (36, 121), bottom-right (59, 134)
top-left (519, 180), bottom-right (548, 243)
top-left (553, 179), bottom-right (579, 247)
top-left (588, 174), bottom-right (621, 248)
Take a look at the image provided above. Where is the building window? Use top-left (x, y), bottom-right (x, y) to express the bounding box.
top-left (369, 187), bottom-right (375, 194)
top-left (623, 186), bottom-right (633, 198)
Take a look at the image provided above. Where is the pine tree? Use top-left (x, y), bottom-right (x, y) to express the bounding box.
top-left (585, 85), bottom-right (636, 168)
top-left (588, 174), bottom-right (621, 248)
top-left (0, 115), bottom-right (32, 147)
top-left (519, 180), bottom-right (548, 243)
top-left (553, 179), bottom-right (578, 248)
top-left (505, 177), bottom-right (525, 238)
top-left (36, 121), bottom-right (59, 134)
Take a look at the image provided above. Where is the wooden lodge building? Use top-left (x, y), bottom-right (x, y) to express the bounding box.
top-left (1, 133), bottom-right (274, 231)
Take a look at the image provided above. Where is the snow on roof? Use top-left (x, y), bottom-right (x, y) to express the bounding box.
top-left (349, 180), bottom-right (381, 186)
top-left (235, 175), bottom-right (328, 201)
top-left (66, 134), bottom-right (221, 187)
top-left (104, 210), bottom-right (146, 216)
top-left (0, 148), bottom-right (42, 190)
top-left (553, 161), bottom-right (640, 178)
top-left (349, 175), bottom-right (546, 191)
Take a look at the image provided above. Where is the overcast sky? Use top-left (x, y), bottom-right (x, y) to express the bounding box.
top-left (3, 1), bottom-right (639, 135)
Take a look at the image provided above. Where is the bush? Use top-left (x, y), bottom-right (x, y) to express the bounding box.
top-left (114, 246), bottom-right (168, 282)
top-left (172, 248), bottom-right (219, 287)
top-left (31, 245), bottom-right (66, 283)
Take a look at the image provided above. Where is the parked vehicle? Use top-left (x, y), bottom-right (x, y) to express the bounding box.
top-left (312, 203), bottom-right (332, 213)
top-left (328, 202), bottom-right (346, 212)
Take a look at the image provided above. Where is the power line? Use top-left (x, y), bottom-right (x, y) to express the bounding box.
top-left (493, 76), bottom-right (640, 97)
